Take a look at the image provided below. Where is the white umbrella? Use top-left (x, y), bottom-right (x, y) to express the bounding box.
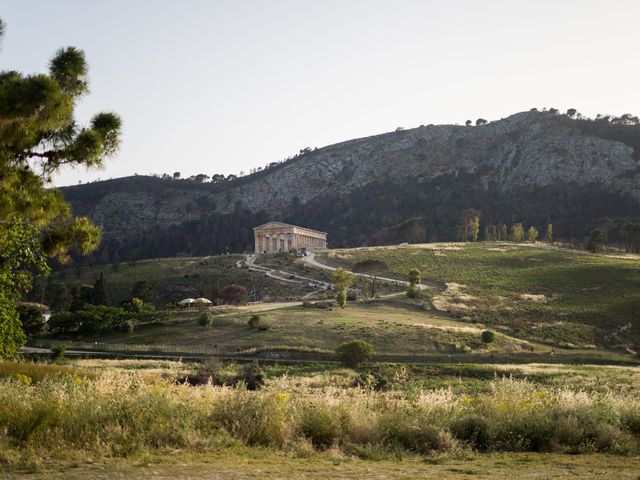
top-left (178, 298), bottom-right (195, 305)
top-left (194, 297), bottom-right (212, 304)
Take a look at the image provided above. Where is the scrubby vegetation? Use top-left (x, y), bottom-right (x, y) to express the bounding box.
top-left (0, 360), bottom-right (639, 466)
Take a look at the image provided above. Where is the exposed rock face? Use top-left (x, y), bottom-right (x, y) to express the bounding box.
top-left (61, 110), bottom-right (640, 259)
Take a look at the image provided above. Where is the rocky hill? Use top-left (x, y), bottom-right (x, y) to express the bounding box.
top-left (61, 110), bottom-right (640, 263)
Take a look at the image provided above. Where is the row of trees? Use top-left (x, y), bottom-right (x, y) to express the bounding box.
top-left (459, 210), bottom-right (552, 243)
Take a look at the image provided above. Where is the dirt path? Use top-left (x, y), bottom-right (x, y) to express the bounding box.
top-left (303, 252), bottom-right (429, 290)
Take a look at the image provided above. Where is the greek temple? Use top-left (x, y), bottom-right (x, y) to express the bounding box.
top-left (253, 222), bottom-right (327, 254)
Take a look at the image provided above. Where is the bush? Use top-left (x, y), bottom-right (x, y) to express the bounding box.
top-left (238, 362), bottom-right (265, 390)
top-left (119, 320), bottom-right (135, 333)
top-left (336, 340), bottom-right (374, 368)
top-left (451, 414), bottom-right (491, 451)
top-left (352, 371), bottom-right (390, 391)
top-left (220, 284), bottom-right (248, 305)
top-left (406, 286), bottom-right (420, 298)
top-left (481, 330), bottom-right (496, 343)
top-left (198, 312), bottom-right (213, 327)
top-left (50, 345), bottom-right (66, 360)
top-left (247, 314), bottom-right (261, 329)
top-left (300, 407), bottom-right (340, 449)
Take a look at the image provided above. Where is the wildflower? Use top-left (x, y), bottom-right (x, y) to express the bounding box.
top-left (14, 373), bottom-right (31, 385)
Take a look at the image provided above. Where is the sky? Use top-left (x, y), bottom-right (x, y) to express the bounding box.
top-left (2, 0), bottom-right (640, 186)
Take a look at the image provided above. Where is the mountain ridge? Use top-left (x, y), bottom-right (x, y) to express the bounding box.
top-left (60, 110), bottom-right (640, 263)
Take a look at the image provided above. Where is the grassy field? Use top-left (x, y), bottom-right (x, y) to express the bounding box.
top-left (35, 255), bottom-right (311, 307)
top-left (318, 242), bottom-right (640, 351)
top-left (39, 299), bottom-right (542, 356)
top-left (2, 358), bottom-right (640, 478)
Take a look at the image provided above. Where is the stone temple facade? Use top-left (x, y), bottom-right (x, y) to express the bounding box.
top-left (253, 222), bottom-right (327, 254)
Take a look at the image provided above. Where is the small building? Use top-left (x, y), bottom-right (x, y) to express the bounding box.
top-left (253, 221), bottom-right (327, 254)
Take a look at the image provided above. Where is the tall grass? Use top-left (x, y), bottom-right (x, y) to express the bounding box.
top-left (0, 367), bottom-right (638, 461)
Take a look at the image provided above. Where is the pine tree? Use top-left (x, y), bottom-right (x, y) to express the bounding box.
top-left (0, 17), bottom-right (121, 357)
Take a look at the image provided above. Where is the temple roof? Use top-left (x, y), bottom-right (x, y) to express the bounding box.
top-left (253, 221), bottom-right (327, 236)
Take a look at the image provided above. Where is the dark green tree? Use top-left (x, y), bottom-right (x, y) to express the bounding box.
top-left (0, 17), bottom-right (121, 357)
top-left (17, 303), bottom-right (46, 336)
top-left (587, 229), bottom-right (605, 252)
top-left (93, 272), bottom-right (108, 305)
top-left (47, 283), bottom-right (72, 312)
top-left (131, 280), bottom-right (152, 303)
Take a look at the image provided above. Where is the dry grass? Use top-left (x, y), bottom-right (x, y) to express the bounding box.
top-left (0, 361), bottom-right (639, 466)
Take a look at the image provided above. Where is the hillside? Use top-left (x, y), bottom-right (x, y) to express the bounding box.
top-left (35, 243), bottom-right (640, 358)
top-left (60, 110), bottom-right (640, 264)
top-left (318, 242), bottom-right (640, 352)
top-left (30, 255), bottom-right (314, 308)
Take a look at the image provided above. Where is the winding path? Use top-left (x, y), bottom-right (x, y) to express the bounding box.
top-left (302, 252), bottom-right (429, 290)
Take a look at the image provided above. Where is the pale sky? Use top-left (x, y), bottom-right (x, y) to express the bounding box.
top-left (2, 0), bottom-right (639, 186)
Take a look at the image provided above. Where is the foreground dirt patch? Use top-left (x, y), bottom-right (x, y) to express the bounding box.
top-left (6, 452), bottom-right (640, 480)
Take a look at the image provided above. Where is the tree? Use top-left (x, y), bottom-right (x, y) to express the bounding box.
top-left (220, 284), bottom-right (248, 305)
top-left (465, 119), bottom-right (472, 126)
top-left (546, 224), bottom-right (553, 243)
top-left (566, 108), bottom-right (577, 117)
top-left (93, 272), bottom-right (108, 305)
top-left (0, 18), bottom-right (121, 357)
top-left (460, 209), bottom-right (480, 241)
top-left (587, 229), bottom-right (605, 252)
top-left (331, 267), bottom-right (355, 308)
top-left (194, 174), bottom-right (210, 183)
top-left (0, 225), bottom-right (48, 357)
top-left (598, 217), bottom-right (617, 244)
top-left (211, 280), bottom-right (221, 306)
top-left (475, 118), bottom-right (487, 126)
top-left (48, 283), bottom-right (72, 312)
top-left (17, 303), bottom-right (46, 336)
top-left (526, 226), bottom-right (539, 242)
top-left (131, 280), bottom-right (152, 303)
top-left (500, 224), bottom-right (508, 241)
top-left (407, 267), bottom-right (422, 298)
top-left (335, 340), bottom-right (374, 368)
top-left (622, 223), bottom-right (640, 252)
top-left (173, 172), bottom-right (181, 180)
top-left (510, 223), bottom-right (524, 242)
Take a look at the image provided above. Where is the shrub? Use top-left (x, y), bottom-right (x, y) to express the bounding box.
top-left (220, 284), bottom-right (248, 305)
top-left (119, 320), bottom-right (135, 333)
top-left (481, 330), bottom-right (496, 343)
top-left (352, 371), bottom-right (390, 391)
top-left (50, 345), bottom-right (66, 360)
top-left (300, 406), bottom-right (340, 449)
top-left (212, 390), bottom-right (290, 447)
top-left (247, 314), bottom-right (261, 329)
top-left (198, 312), bottom-right (213, 327)
top-left (238, 362), bottom-right (265, 390)
top-left (451, 414), bottom-right (491, 451)
top-left (336, 340), bottom-right (374, 368)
